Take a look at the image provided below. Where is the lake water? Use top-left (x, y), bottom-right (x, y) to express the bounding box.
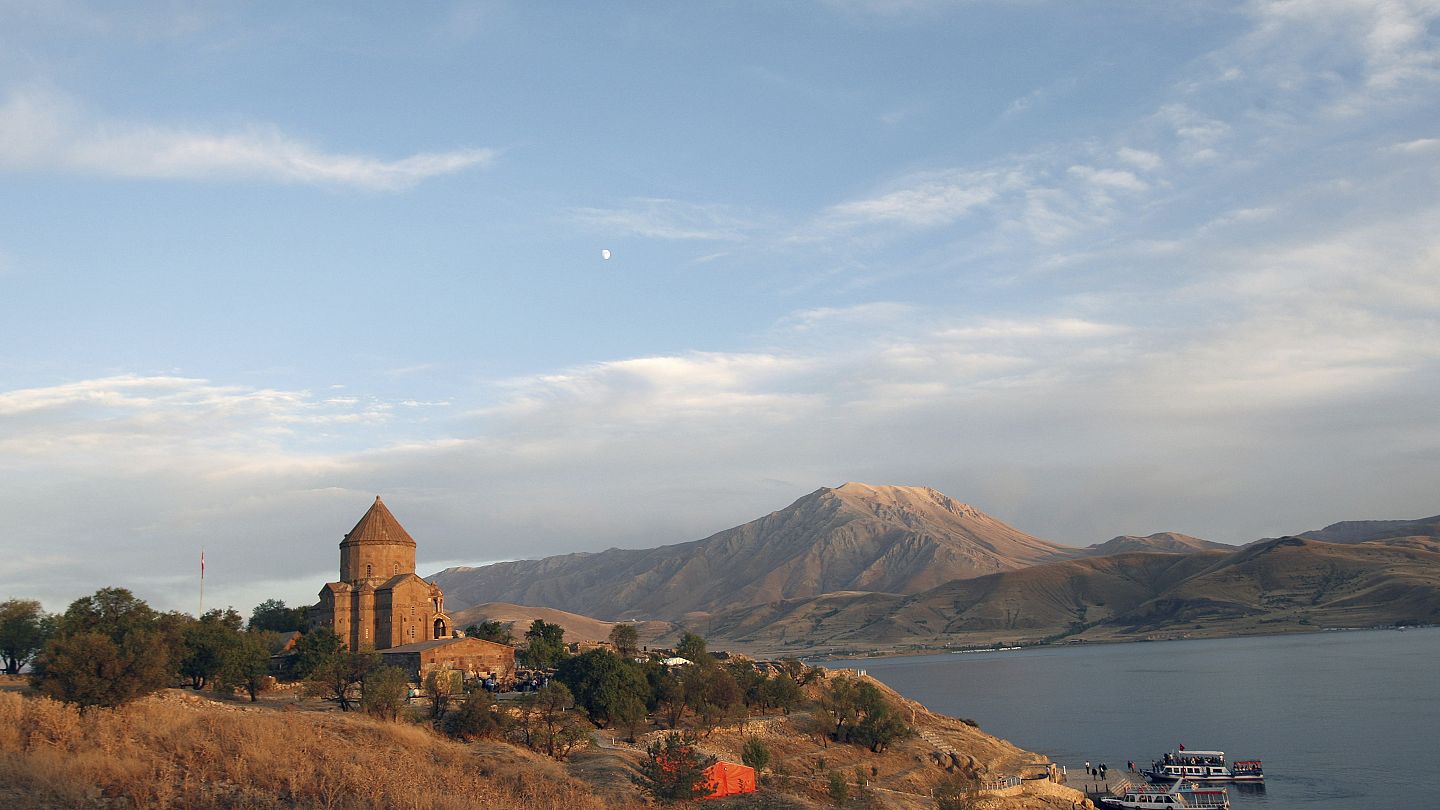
top-left (841, 628), bottom-right (1439, 809)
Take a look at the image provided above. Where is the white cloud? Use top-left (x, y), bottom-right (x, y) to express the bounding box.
top-left (1116, 147), bottom-right (1163, 171)
top-left (0, 90), bottom-right (495, 189)
top-left (815, 168), bottom-right (1021, 230)
top-left (1388, 137), bottom-right (1440, 153)
top-left (573, 198), bottom-right (755, 241)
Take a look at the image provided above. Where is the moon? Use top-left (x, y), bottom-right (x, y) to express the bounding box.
top-left (601, 249), bottom-right (612, 260)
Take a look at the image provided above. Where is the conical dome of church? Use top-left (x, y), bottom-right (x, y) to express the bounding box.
top-left (341, 496), bottom-right (416, 547)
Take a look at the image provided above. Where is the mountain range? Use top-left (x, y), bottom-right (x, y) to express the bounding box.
top-left (431, 483), bottom-right (1440, 654)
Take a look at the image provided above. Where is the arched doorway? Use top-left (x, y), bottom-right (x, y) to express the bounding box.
top-left (433, 618), bottom-right (447, 639)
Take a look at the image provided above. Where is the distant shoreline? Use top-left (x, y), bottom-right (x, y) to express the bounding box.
top-left (792, 622), bottom-right (1431, 664)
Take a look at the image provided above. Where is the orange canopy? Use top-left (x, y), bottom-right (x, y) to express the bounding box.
top-left (702, 761), bottom-right (757, 799)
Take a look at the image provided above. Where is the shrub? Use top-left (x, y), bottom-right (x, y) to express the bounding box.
top-left (634, 731), bottom-right (716, 803)
top-left (361, 666), bottom-right (410, 720)
top-left (444, 687), bottom-right (511, 740)
top-left (741, 736), bottom-right (771, 773)
top-left (827, 771), bottom-right (848, 805)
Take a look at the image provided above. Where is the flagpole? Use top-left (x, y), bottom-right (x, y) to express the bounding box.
top-left (199, 548), bottom-right (205, 617)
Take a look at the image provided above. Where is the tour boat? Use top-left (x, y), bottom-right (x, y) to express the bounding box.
top-left (1100, 778), bottom-right (1230, 809)
top-left (1144, 749), bottom-right (1263, 783)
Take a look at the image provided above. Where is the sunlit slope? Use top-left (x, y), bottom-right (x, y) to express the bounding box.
top-left (433, 483), bottom-right (1070, 620)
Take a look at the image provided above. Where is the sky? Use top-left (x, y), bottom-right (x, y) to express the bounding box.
top-left (2, 0), bottom-right (1438, 617)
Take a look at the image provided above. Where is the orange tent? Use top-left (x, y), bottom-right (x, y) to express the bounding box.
top-left (702, 761), bottom-right (757, 799)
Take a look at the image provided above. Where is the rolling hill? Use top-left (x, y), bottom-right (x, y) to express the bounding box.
top-left (1072, 532), bottom-right (1233, 557)
top-left (451, 602), bottom-right (676, 647)
top-left (431, 482), bottom-right (1071, 620)
top-left (699, 536), bottom-right (1440, 653)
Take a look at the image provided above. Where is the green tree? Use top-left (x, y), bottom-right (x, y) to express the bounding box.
top-left (248, 599), bottom-right (306, 633)
top-left (216, 631), bottom-right (272, 702)
top-left (463, 620), bottom-right (515, 645)
top-left (522, 619), bottom-right (567, 669)
top-left (827, 771), bottom-right (849, 805)
top-left (821, 675), bottom-right (912, 752)
top-left (179, 608), bottom-right (244, 690)
top-left (634, 731), bottom-right (717, 803)
top-left (31, 588), bottom-right (175, 708)
top-left (306, 648), bottom-right (378, 711)
top-left (361, 665), bottom-right (410, 720)
top-left (690, 665), bottom-right (744, 735)
top-left (760, 671), bottom-right (803, 714)
top-left (517, 681), bottom-right (586, 758)
top-left (655, 667), bottom-right (688, 728)
top-left (608, 622), bottom-right (640, 659)
top-left (727, 661), bottom-right (766, 709)
top-left (291, 627), bottom-right (344, 679)
top-left (0, 598), bottom-right (54, 675)
top-left (741, 736), bottom-right (771, 774)
top-left (445, 686), bottom-right (511, 740)
top-left (555, 647), bottom-right (651, 728)
top-left (674, 631), bottom-right (710, 666)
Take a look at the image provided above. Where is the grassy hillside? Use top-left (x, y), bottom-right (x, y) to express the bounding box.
top-left (0, 687), bottom-right (614, 810)
top-left (0, 673), bottom-right (1087, 810)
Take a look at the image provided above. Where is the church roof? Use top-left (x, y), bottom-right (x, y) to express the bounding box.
top-left (341, 496), bottom-right (416, 547)
top-left (380, 636), bottom-right (513, 654)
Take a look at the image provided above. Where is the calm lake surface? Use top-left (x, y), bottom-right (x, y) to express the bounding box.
top-left (841, 628), bottom-right (1439, 809)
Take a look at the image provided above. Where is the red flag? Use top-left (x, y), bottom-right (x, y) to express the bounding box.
top-left (201, 551), bottom-right (205, 579)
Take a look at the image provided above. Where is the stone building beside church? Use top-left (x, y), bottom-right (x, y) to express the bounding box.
top-left (309, 496), bottom-right (455, 651)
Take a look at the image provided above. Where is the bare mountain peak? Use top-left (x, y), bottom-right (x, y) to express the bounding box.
top-left (435, 482), bottom-right (1065, 620)
top-left (825, 482), bottom-right (983, 519)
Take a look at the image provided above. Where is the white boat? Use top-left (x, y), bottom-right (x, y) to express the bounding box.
top-left (1100, 778), bottom-right (1230, 809)
top-left (1144, 749), bottom-right (1263, 783)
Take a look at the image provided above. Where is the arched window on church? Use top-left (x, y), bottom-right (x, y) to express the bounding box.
top-left (434, 618), bottom-right (447, 640)
top-left (393, 562), bottom-right (399, 575)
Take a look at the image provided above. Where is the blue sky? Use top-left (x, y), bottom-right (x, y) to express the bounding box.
top-left (2, 1), bottom-right (1438, 616)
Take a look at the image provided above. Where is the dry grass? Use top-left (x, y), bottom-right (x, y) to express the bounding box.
top-left (0, 689), bottom-right (620, 809)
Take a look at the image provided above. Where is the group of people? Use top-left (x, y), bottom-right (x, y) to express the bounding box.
top-left (1082, 761), bottom-right (1110, 780)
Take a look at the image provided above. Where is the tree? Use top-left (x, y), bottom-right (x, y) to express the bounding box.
top-left (517, 681), bottom-right (587, 758)
top-left (555, 648), bottom-right (651, 728)
top-left (522, 619), bottom-right (567, 669)
top-left (690, 665), bottom-right (744, 735)
top-left (827, 771), bottom-right (849, 805)
top-left (248, 599), bottom-right (306, 633)
top-left (179, 608), bottom-right (243, 689)
top-left (306, 648), bottom-right (377, 711)
top-left (608, 622), bottom-right (640, 659)
top-left (821, 675), bottom-right (913, 752)
top-left (445, 686), bottom-right (511, 740)
top-left (361, 665), bottom-right (410, 720)
top-left (760, 671), bottom-right (803, 714)
top-left (31, 588), bottom-right (175, 708)
top-left (634, 731), bottom-right (717, 803)
top-left (464, 620), bottom-right (515, 645)
top-left (727, 661), bottom-right (766, 709)
top-left (0, 598), bottom-right (54, 675)
top-left (425, 669), bottom-right (463, 719)
top-left (674, 631), bottom-right (710, 666)
top-left (741, 736), bottom-right (771, 774)
top-left (655, 667), bottom-right (688, 728)
top-left (291, 627), bottom-right (343, 679)
top-left (216, 631), bottom-right (272, 702)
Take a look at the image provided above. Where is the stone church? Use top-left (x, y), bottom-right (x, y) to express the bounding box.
top-left (310, 496), bottom-right (454, 651)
